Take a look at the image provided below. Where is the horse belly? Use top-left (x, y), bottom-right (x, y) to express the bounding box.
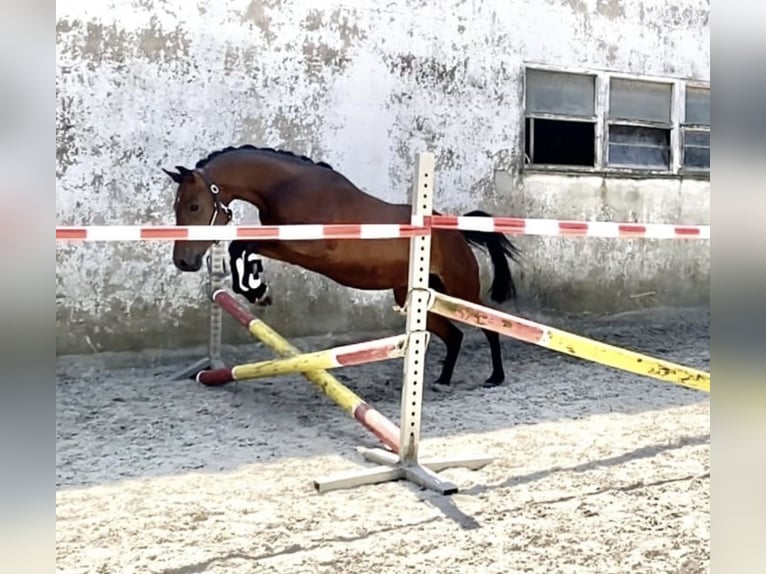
top-left (269, 238), bottom-right (411, 290)
top-left (324, 239), bottom-right (410, 289)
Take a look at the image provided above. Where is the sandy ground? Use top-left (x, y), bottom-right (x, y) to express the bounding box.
top-left (56, 305), bottom-right (710, 574)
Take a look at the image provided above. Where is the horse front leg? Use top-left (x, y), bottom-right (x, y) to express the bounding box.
top-left (228, 240), bottom-right (272, 306)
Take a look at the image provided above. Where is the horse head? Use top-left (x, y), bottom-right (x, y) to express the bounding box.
top-left (163, 165), bottom-right (232, 272)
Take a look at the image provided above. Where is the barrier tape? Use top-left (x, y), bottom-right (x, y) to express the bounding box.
top-left (427, 215), bottom-right (710, 239)
top-left (55, 223), bottom-right (427, 242)
top-left (55, 216), bottom-right (710, 242)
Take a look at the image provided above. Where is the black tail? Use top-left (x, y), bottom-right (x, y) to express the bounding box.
top-left (459, 210), bottom-right (522, 304)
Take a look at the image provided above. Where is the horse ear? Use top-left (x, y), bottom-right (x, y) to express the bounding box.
top-left (162, 168), bottom-right (183, 184)
top-left (175, 165), bottom-right (194, 177)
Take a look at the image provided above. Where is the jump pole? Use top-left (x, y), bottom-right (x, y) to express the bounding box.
top-left (195, 334), bottom-right (408, 386)
top-left (211, 289), bottom-right (402, 455)
top-left (428, 291), bottom-right (710, 393)
top-left (313, 151), bottom-right (494, 495)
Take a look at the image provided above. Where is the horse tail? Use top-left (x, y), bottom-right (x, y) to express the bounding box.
top-left (458, 210), bottom-right (522, 304)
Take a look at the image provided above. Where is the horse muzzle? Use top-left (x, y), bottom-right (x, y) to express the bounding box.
top-left (175, 253), bottom-right (203, 272)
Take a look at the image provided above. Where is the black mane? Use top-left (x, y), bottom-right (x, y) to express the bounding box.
top-left (194, 144), bottom-right (333, 170)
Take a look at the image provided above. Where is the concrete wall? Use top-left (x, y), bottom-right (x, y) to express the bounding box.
top-left (56, 0), bottom-right (710, 355)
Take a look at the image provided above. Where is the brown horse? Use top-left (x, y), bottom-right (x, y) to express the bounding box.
top-left (164, 145), bottom-right (521, 388)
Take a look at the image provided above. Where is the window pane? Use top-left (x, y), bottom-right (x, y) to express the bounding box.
top-left (684, 130), bottom-right (710, 147)
top-left (685, 87), bottom-right (710, 125)
top-left (610, 124), bottom-right (670, 145)
top-left (608, 125), bottom-right (670, 168)
top-left (609, 144), bottom-right (670, 168)
top-left (526, 69), bottom-right (595, 117)
top-left (684, 146), bottom-right (710, 169)
top-left (609, 78), bottom-right (672, 123)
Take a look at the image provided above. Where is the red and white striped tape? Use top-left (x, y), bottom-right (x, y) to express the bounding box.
top-left (427, 215), bottom-right (710, 239)
top-left (55, 223), bottom-right (427, 241)
top-left (55, 216), bottom-right (710, 242)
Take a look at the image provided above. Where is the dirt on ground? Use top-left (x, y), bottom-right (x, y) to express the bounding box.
top-left (56, 305), bottom-right (710, 574)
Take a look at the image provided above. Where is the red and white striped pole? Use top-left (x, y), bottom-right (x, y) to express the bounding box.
top-left (196, 334), bottom-right (407, 386)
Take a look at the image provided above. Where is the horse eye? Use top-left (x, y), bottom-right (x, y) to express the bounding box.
top-left (190, 204), bottom-right (200, 212)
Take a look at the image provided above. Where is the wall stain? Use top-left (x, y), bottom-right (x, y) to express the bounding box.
top-left (300, 8), bottom-right (365, 78)
top-left (57, 17), bottom-right (189, 63)
top-left (638, 3), bottom-right (708, 30)
top-left (596, 39), bottom-right (620, 66)
top-left (302, 39), bottom-right (351, 74)
top-left (303, 8), bottom-right (324, 32)
top-left (385, 53), bottom-right (469, 93)
top-left (596, 0), bottom-right (625, 20)
top-left (56, 88), bottom-right (78, 177)
top-left (241, 0), bottom-right (277, 43)
top-left (223, 45), bottom-right (261, 74)
top-left (551, 0), bottom-right (589, 15)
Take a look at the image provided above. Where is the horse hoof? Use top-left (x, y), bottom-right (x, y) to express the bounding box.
top-left (482, 377), bottom-right (504, 388)
top-left (429, 380), bottom-right (453, 392)
top-left (430, 384), bottom-right (453, 393)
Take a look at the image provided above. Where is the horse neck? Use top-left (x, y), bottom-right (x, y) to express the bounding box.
top-left (214, 152), bottom-right (294, 211)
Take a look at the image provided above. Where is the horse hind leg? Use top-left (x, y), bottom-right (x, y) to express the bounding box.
top-left (481, 329), bottom-right (505, 387)
top-left (428, 316), bottom-right (463, 387)
top-left (393, 281), bottom-right (463, 388)
top-left (437, 250), bottom-right (506, 388)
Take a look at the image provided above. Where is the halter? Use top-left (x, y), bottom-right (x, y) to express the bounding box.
top-left (195, 167), bottom-right (233, 226)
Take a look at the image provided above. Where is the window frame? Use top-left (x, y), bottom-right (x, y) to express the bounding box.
top-left (521, 63), bottom-right (709, 179)
top-left (521, 65), bottom-right (601, 172)
top-left (604, 75), bottom-right (675, 172)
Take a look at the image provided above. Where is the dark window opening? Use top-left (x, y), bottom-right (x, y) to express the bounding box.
top-left (525, 118), bottom-right (595, 167)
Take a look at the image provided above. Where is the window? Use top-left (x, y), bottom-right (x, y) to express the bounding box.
top-left (522, 65), bottom-right (709, 176)
top-left (607, 78), bottom-right (673, 169)
top-left (682, 87), bottom-right (710, 170)
top-left (524, 69), bottom-right (596, 167)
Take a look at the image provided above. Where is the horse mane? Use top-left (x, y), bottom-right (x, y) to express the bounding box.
top-left (194, 144), bottom-right (334, 170)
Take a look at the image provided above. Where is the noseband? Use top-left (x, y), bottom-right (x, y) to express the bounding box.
top-left (195, 167), bottom-right (233, 226)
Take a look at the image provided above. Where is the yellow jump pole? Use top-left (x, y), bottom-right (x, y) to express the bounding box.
top-left (211, 289), bottom-right (402, 452)
top-left (196, 334), bottom-right (407, 385)
top-left (429, 291), bottom-right (710, 393)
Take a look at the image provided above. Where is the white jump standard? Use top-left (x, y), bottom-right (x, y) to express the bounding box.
top-left (313, 152), bottom-right (494, 495)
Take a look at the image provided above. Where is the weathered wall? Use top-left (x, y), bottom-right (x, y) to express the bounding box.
top-left (496, 175), bottom-right (710, 314)
top-left (56, 0), bottom-right (710, 355)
